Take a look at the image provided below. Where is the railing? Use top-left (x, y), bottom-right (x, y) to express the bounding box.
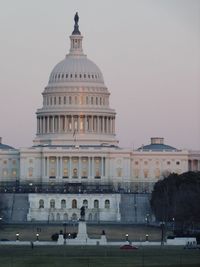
top-left (0, 181), bottom-right (154, 194)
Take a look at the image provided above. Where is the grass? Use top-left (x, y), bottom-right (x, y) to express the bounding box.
top-left (0, 245), bottom-right (200, 267)
top-left (0, 224), bottom-right (163, 241)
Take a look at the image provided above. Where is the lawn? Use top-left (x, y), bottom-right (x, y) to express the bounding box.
top-left (0, 245), bottom-right (200, 267)
top-left (0, 224), bottom-right (163, 241)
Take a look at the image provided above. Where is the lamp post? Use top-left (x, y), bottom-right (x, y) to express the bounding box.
top-left (16, 233), bottom-right (19, 241)
top-left (63, 222), bottom-right (67, 244)
top-left (160, 222), bottom-right (165, 246)
top-left (36, 233), bottom-right (39, 241)
top-left (145, 234), bottom-right (149, 242)
top-left (172, 217), bottom-right (175, 235)
top-left (125, 233), bottom-right (129, 242)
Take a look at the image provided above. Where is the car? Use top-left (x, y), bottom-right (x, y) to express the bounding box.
top-left (120, 244), bottom-right (138, 250)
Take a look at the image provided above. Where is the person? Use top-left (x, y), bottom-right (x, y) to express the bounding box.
top-left (30, 241), bottom-right (34, 249)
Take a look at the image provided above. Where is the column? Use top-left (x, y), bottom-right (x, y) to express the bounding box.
top-left (101, 157), bottom-right (104, 178)
top-left (97, 116), bottom-right (100, 133)
top-left (43, 117), bottom-right (45, 134)
top-left (60, 157), bottom-right (63, 179)
top-left (69, 157), bottom-right (72, 179)
top-left (71, 116), bottom-right (74, 132)
top-left (47, 157), bottom-right (49, 178)
top-left (91, 157), bottom-right (94, 178)
top-left (37, 117), bottom-right (39, 134)
top-left (88, 156), bottom-right (91, 179)
top-left (102, 116), bottom-right (104, 133)
top-left (107, 117), bottom-right (109, 134)
top-left (39, 117), bottom-right (42, 134)
top-left (91, 116), bottom-right (93, 132)
top-left (47, 116), bottom-right (49, 133)
top-left (52, 116), bottom-right (55, 133)
top-left (58, 116), bottom-right (61, 133)
top-left (56, 157), bottom-right (59, 179)
top-left (112, 118), bottom-right (115, 134)
top-left (78, 157), bottom-right (81, 178)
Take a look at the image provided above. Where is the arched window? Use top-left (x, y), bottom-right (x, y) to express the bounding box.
top-left (83, 199), bottom-right (88, 209)
top-left (63, 213), bottom-right (68, 221)
top-left (88, 213), bottom-right (92, 221)
top-left (94, 199), bottom-right (99, 209)
top-left (61, 199), bottom-right (66, 209)
top-left (39, 199), bottom-right (44, 209)
top-left (50, 199), bottom-right (55, 209)
top-left (72, 199), bottom-right (77, 209)
top-left (50, 213), bottom-right (54, 221)
top-left (105, 200), bottom-right (110, 209)
top-left (56, 213), bottom-right (60, 221)
top-left (72, 213), bottom-right (77, 220)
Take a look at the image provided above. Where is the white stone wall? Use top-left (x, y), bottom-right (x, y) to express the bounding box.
top-left (27, 193), bottom-right (121, 222)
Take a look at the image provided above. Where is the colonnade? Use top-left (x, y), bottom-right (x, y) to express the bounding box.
top-left (42, 156), bottom-right (106, 180)
top-left (188, 159), bottom-right (200, 171)
top-left (37, 115), bottom-right (115, 135)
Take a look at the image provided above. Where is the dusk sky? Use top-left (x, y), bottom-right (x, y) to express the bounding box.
top-left (0, 0), bottom-right (199, 150)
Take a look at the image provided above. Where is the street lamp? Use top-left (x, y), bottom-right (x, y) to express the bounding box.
top-left (160, 222), bottom-right (165, 246)
top-left (16, 233), bottom-right (19, 241)
top-left (36, 233), bottom-right (39, 241)
top-left (172, 218), bottom-right (175, 235)
top-left (63, 222), bottom-right (67, 244)
top-left (145, 234), bottom-right (149, 242)
top-left (125, 233), bottom-right (129, 242)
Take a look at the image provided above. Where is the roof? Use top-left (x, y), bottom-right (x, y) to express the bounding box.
top-left (137, 143), bottom-right (177, 151)
top-left (0, 143), bottom-right (15, 150)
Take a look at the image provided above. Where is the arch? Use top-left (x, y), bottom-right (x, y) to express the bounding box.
top-left (72, 213), bottom-right (77, 221)
top-left (83, 199), bottom-right (88, 208)
top-left (63, 213), bottom-right (68, 221)
top-left (49, 213), bottom-right (54, 221)
top-left (88, 213), bottom-right (92, 221)
top-left (39, 199), bottom-right (44, 209)
top-left (61, 199), bottom-right (66, 209)
top-left (94, 213), bottom-right (98, 221)
top-left (72, 199), bottom-right (77, 209)
top-left (56, 213), bottom-right (60, 221)
top-left (50, 199), bottom-right (55, 209)
top-left (94, 199), bottom-right (99, 209)
top-left (105, 199), bottom-right (110, 209)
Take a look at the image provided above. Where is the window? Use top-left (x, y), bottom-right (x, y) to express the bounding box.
top-left (72, 213), bottom-right (77, 220)
top-left (91, 97), bottom-right (93, 105)
top-left (176, 161), bottom-right (180, 165)
top-left (59, 97), bottom-right (61, 105)
top-left (80, 74), bottom-right (82, 78)
top-left (105, 200), bottom-right (110, 209)
top-left (84, 74), bottom-right (86, 78)
top-left (69, 96), bottom-right (72, 104)
top-left (73, 168), bottom-right (78, 178)
top-left (61, 199), bottom-right (66, 209)
top-left (62, 74), bottom-right (64, 78)
top-left (58, 74), bottom-right (60, 79)
top-left (72, 199), bottom-right (77, 209)
top-left (66, 74), bottom-right (68, 78)
top-left (54, 97), bottom-right (56, 105)
top-left (12, 169), bottom-right (17, 177)
top-left (70, 74), bottom-right (73, 78)
top-left (86, 96), bottom-right (88, 104)
top-left (64, 96), bottom-right (66, 104)
top-left (63, 213), bottom-right (68, 221)
top-left (96, 97), bottom-right (98, 105)
top-left (28, 167), bottom-right (33, 177)
top-left (50, 199), bottom-right (55, 209)
top-left (39, 199), bottom-right (44, 209)
top-left (75, 96), bottom-right (78, 104)
top-left (83, 199), bottom-right (88, 208)
top-left (56, 213), bottom-right (60, 221)
top-left (94, 199), bottom-right (99, 209)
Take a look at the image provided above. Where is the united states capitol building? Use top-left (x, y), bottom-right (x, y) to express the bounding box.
top-left (0, 14), bottom-right (199, 223)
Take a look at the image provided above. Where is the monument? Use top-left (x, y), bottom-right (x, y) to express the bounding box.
top-left (76, 206), bottom-right (89, 243)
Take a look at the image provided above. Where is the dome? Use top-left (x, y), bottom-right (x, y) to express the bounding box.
top-left (48, 55), bottom-right (104, 85)
top-left (137, 137), bottom-right (178, 151)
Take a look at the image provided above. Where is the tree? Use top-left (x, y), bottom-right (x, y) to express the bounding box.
top-left (151, 172), bottom-right (200, 224)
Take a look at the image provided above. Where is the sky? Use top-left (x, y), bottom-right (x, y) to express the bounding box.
top-left (0, 0), bottom-right (199, 150)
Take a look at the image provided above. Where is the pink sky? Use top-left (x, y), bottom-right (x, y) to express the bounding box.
top-left (0, 0), bottom-right (199, 150)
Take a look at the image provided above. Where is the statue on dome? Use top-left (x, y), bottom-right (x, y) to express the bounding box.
top-left (74, 12), bottom-right (79, 25)
top-left (72, 12), bottom-right (81, 35)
